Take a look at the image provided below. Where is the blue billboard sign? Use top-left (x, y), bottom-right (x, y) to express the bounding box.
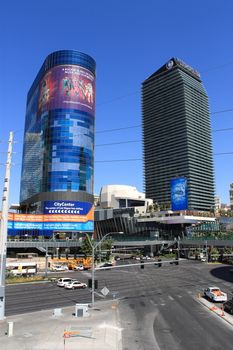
top-left (10, 221), bottom-right (93, 232)
top-left (43, 200), bottom-right (92, 215)
top-left (8, 221), bottom-right (14, 229)
top-left (171, 177), bottom-right (188, 211)
top-left (14, 222), bottom-right (43, 230)
top-left (43, 221), bottom-right (94, 231)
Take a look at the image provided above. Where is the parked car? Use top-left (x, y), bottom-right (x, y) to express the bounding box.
top-left (200, 257), bottom-right (207, 262)
top-left (64, 281), bottom-right (87, 290)
top-left (204, 287), bottom-right (227, 302)
top-left (57, 278), bottom-right (76, 287)
top-left (74, 264), bottom-right (84, 271)
top-left (143, 256), bottom-right (151, 260)
top-left (51, 265), bottom-right (69, 272)
top-left (99, 262), bottom-right (113, 269)
top-left (114, 256), bottom-right (121, 261)
top-left (223, 299), bottom-right (233, 315)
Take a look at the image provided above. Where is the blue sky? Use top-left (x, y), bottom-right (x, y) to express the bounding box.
top-left (0, 0), bottom-right (233, 205)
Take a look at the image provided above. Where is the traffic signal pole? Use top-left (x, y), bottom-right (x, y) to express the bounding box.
top-left (0, 132), bottom-right (13, 320)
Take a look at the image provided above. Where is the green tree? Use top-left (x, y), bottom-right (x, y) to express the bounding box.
top-left (209, 247), bottom-right (220, 261)
top-left (101, 239), bottom-right (114, 261)
top-left (80, 237), bottom-right (93, 257)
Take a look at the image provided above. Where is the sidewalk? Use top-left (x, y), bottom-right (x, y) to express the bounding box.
top-left (197, 296), bottom-right (233, 327)
top-left (0, 300), bottom-right (122, 350)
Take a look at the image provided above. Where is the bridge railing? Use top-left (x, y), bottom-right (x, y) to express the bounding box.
top-left (186, 235), bottom-right (233, 241)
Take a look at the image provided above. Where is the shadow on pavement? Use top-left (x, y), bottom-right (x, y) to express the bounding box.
top-left (210, 265), bottom-right (233, 284)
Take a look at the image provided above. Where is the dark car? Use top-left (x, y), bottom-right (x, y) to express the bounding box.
top-left (223, 299), bottom-right (233, 315)
top-left (99, 262), bottom-right (113, 270)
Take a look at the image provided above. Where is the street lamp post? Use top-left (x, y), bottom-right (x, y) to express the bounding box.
top-left (177, 236), bottom-right (180, 261)
top-left (0, 132), bottom-right (13, 320)
top-left (205, 240), bottom-right (208, 262)
top-left (86, 232), bottom-right (123, 308)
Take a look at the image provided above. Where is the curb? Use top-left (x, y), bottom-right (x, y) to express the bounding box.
top-left (197, 296), bottom-right (233, 327)
top-left (5, 298), bottom-right (117, 318)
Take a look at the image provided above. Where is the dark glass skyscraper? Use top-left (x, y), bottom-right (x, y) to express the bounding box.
top-left (20, 50), bottom-right (96, 213)
top-left (142, 58), bottom-right (215, 211)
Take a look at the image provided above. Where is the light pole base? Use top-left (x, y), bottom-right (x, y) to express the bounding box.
top-left (0, 297), bottom-right (5, 321)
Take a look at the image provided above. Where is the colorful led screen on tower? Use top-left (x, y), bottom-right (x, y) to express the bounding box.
top-left (38, 65), bottom-right (95, 116)
top-left (170, 177), bottom-right (188, 211)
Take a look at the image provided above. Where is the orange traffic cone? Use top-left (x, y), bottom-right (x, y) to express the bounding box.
top-left (221, 305), bottom-right (225, 317)
top-left (210, 305), bottom-right (217, 311)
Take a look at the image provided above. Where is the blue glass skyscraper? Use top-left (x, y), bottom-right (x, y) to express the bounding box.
top-left (20, 50), bottom-right (96, 214)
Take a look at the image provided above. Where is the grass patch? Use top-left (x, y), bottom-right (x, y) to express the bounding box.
top-left (161, 253), bottom-right (176, 259)
top-left (6, 275), bottom-right (49, 284)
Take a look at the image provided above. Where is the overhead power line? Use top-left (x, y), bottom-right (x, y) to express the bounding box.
top-left (96, 125), bottom-right (141, 134)
top-left (202, 61), bottom-right (233, 73)
top-left (5, 150), bottom-right (232, 168)
top-left (0, 106), bottom-right (232, 146)
top-left (1, 125), bottom-right (233, 152)
top-left (211, 108), bottom-right (233, 115)
top-left (95, 152), bottom-right (233, 163)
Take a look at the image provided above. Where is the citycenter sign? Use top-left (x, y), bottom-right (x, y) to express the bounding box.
top-left (54, 202), bottom-right (79, 207)
top-left (44, 200), bottom-right (92, 215)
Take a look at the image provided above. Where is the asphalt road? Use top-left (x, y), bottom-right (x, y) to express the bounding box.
top-left (6, 260), bottom-right (233, 349)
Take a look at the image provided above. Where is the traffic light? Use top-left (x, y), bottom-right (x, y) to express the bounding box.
top-left (88, 279), bottom-right (98, 289)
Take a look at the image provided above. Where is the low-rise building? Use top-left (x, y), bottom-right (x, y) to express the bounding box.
top-left (230, 183), bottom-right (233, 210)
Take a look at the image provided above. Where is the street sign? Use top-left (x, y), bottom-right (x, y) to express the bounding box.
top-left (101, 286), bottom-right (109, 296)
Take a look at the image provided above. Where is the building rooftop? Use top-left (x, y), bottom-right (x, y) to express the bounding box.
top-left (144, 57), bottom-right (201, 83)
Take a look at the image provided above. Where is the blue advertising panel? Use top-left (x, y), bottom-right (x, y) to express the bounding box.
top-left (43, 221), bottom-right (94, 231)
top-left (44, 200), bottom-right (92, 215)
top-left (11, 221), bottom-right (93, 231)
top-left (8, 221), bottom-right (14, 229)
top-left (14, 222), bottom-right (43, 230)
top-left (171, 177), bottom-right (188, 211)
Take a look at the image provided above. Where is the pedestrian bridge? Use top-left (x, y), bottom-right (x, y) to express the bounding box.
top-left (6, 236), bottom-right (233, 249)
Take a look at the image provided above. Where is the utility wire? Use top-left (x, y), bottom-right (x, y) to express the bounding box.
top-left (0, 105), bottom-right (232, 144)
top-left (1, 125), bottom-right (233, 152)
top-left (4, 123), bottom-right (233, 147)
top-left (2, 150), bottom-right (232, 168)
top-left (202, 61), bottom-right (233, 73)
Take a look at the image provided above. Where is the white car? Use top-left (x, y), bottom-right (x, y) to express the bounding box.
top-left (204, 287), bottom-right (227, 302)
top-left (52, 265), bottom-right (69, 272)
top-left (64, 281), bottom-right (87, 290)
top-left (57, 278), bottom-right (76, 287)
top-left (74, 264), bottom-right (84, 271)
